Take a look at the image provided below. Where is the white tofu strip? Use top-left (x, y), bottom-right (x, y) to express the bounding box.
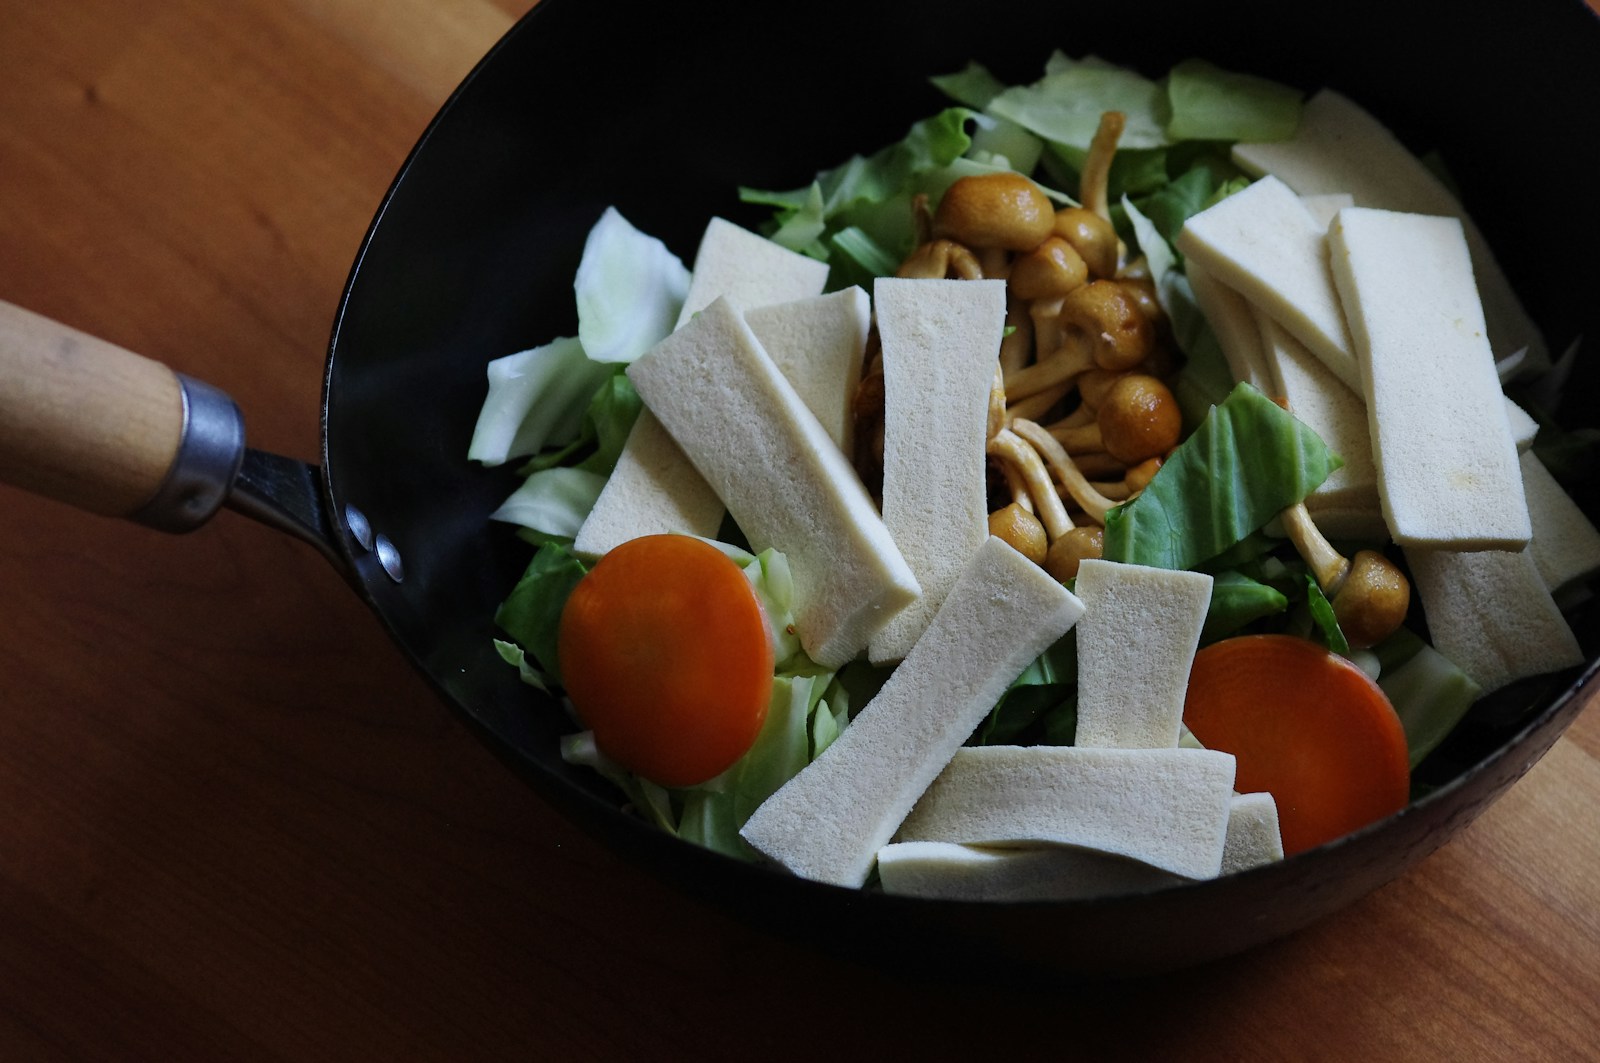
top-left (1185, 259), bottom-right (1272, 391)
top-left (869, 278), bottom-right (1007, 663)
top-left (744, 287), bottom-right (871, 454)
top-left (739, 537), bottom-right (1085, 887)
top-left (1073, 559), bottom-right (1213, 749)
top-left (1253, 310), bottom-right (1380, 516)
top-left (1521, 449), bottom-right (1600, 593)
top-left (897, 745), bottom-right (1237, 880)
top-left (1233, 89), bottom-right (1546, 372)
top-left (626, 297), bottom-right (918, 668)
top-left (1298, 192), bottom-right (1354, 229)
top-left (1177, 175), bottom-right (1360, 391)
top-left (575, 219), bottom-right (828, 557)
top-left (572, 412), bottom-right (724, 556)
top-left (1504, 398), bottom-right (1539, 454)
top-left (1220, 792), bottom-right (1285, 875)
top-left (1405, 544), bottom-right (1582, 695)
top-left (1327, 208), bottom-right (1531, 550)
top-left (675, 217), bottom-right (831, 326)
top-left (876, 841), bottom-right (1180, 902)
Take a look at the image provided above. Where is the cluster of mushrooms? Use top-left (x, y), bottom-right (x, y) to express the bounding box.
top-left (854, 113), bottom-right (1179, 583)
top-left (852, 112), bottom-right (1410, 650)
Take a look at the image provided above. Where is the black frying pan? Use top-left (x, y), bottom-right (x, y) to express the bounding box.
top-left (6, 0), bottom-right (1599, 977)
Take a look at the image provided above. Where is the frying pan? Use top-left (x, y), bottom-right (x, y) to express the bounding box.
top-left (3, 0), bottom-right (1598, 978)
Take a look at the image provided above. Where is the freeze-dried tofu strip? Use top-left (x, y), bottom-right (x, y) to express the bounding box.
top-left (739, 537), bottom-right (1085, 887)
top-left (1177, 175), bottom-right (1360, 390)
top-left (1405, 544), bottom-right (1582, 695)
top-left (1073, 559), bottom-right (1213, 749)
top-left (745, 287), bottom-right (871, 453)
top-left (1521, 449), bottom-right (1600, 593)
top-left (876, 841), bottom-right (1180, 902)
top-left (1221, 792), bottom-right (1285, 875)
top-left (1327, 208), bottom-right (1530, 550)
top-left (675, 217), bottom-right (831, 325)
top-left (869, 278), bottom-right (1007, 663)
top-left (1233, 89), bottom-right (1546, 372)
top-left (1253, 310), bottom-right (1380, 515)
top-left (627, 297), bottom-right (918, 668)
top-left (575, 219), bottom-right (828, 557)
top-left (898, 745), bottom-right (1237, 880)
top-left (1185, 260), bottom-right (1272, 391)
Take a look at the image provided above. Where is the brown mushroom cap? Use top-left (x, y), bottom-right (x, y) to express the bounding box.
top-left (1044, 525), bottom-right (1104, 582)
top-left (1052, 206), bottom-right (1119, 279)
top-left (1060, 279), bottom-right (1154, 372)
top-left (1096, 373), bottom-right (1182, 465)
top-left (989, 502), bottom-right (1049, 565)
top-left (1332, 550), bottom-right (1411, 650)
top-left (934, 172), bottom-right (1055, 252)
top-left (1008, 236), bottom-right (1089, 300)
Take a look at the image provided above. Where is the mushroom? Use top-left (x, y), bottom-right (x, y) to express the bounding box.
top-left (1053, 206), bottom-right (1119, 281)
top-left (1079, 110), bottom-right (1125, 222)
top-left (1049, 373), bottom-right (1181, 464)
top-left (933, 171), bottom-right (1056, 252)
top-left (1009, 418), bottom-right (1125, 524)
top-left (1008, 236), bottom-right (1089, 302)
top-left (1089, 456), bottom-right (1163, 501)
top-left (1001, 280), bottom-right (1153, 405)
top-left (987, 427), bottom-right (1074, 540)
top-left (1278, 502), bottom-right (1411, 649)
top-left (897, 238), bottom-right (984, 280)
top-left (998, 295), bottom-right (1035, 374)
top-left (1043, 525), bottom-right (1105, 582)
top-left (989, 501), bottom-right (1049, 564)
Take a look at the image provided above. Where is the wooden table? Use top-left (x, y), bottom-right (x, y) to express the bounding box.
top-left (2, 2), bottom-right (1597, 1058)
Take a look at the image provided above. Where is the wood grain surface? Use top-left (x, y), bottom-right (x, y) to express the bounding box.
top-left (2, 2), bottom-right (1598, 1059)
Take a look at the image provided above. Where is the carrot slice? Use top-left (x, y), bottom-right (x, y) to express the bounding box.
top-left (558, 534), bottom-right (774, 788)
top-left (1182, 634), bottom-right (1409, 856)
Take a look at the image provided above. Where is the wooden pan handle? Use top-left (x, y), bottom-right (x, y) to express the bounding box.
top-left (0, 299), bottom-right (243, 528)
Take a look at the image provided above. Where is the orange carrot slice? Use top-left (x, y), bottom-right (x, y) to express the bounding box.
top-left (1182, 634), bottom-right (1409, 856)
top-left (558, 534), bottom-right (774, 788)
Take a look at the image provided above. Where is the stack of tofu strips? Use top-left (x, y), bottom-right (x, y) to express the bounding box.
top-left (571, 218), bottom-right (1286, 900)
top-left (1178, 88), bottom-right (1600, 697)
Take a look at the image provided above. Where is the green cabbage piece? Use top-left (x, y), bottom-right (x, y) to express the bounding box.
top-left (977, 631), bottom-right (1078, 746)
top-left (1301, 573), bottom-right (1351, 656)
top-left (574, 206), bottom-right (690, 364)
top-left (492, 371), bottom-right (643, 538)
top-left (1375, 628), bottom-right (1484, 768)
top-left (677, 671), bottom-right (843, 858)
top-left (1165, 59), bottom-right (1302, 142)
top-left (739, 107), bottom-right (975, 273)
top-left (930, 60), bottom-right (1008, 109)
top-left (1103, 382), bottom-right (1343, 572)
top-left (466, 337), bottom-right (614, 466)
top-left (1201, 570), bottom-right (1289, 642)
top-left (494, 542), bottom-right (590, 686)
top-left (985, 59), bottom-right (1169, 151)
top-left (489, 467), bottom-right (606, 539)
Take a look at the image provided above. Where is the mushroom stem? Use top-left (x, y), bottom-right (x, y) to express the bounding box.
top-left (1089, 456), bottom-right (1163, 501)
top-left (1010, 418), bottom-right (1124, 524)
top-left (987, 363), bottom-right (1008, 441)
top-left (1279, 501), bottom-right (1412, 649)
top-left (1280, 500), bottom-right (1350, 593)
top-left (998, 457), bottom-right (1035, 512)
top-left (1006, 380), bottom-right (1076, 423)
top-left (998, 297), bottom-right (1034, 374)
top-left (1004, 332), bottom-right (1094, 401)
top-left (988, 428), bottom-right (1074, 539)
top-left (1081, 111), bottom-right (1125, 222)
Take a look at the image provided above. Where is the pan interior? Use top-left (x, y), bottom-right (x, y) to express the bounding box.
top-left (318, 0), bottom-right (1600, 974)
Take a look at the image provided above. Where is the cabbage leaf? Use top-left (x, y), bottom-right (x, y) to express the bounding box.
top-left (1103, 382), bottom-right (1342, 571)
top-left (574, 207), bottom-right (690, 365)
